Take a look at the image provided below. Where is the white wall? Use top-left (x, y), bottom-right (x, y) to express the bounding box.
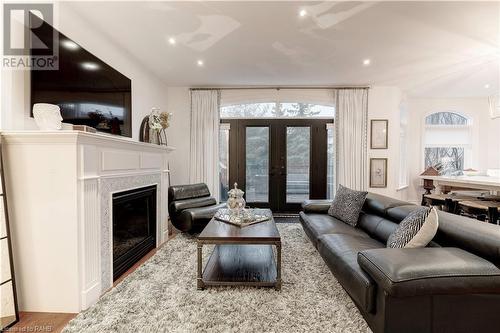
top-left (406, 97), bottom-right (500, 202)
top-left (1, 2), bottom-right (169, 141)
top-left (367, 86), bottom-right (406, 200)
top-left (162, 86), bottom-right (408, 196)
top-left (162, 86), bottom-right (408, 197)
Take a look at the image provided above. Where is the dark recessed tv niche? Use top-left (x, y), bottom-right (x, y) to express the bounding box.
top-left (30, 14), bottom-right (132, 137)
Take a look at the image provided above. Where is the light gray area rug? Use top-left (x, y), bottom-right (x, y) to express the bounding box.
top-left (63, 224), bottom-right (371, 333)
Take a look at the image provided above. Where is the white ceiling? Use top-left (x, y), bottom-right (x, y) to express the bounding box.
top-left (67, 1), bottom-right (500, 97)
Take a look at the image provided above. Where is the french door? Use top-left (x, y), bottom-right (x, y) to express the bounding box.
top-left (223, 119), bottom-right (333, 213)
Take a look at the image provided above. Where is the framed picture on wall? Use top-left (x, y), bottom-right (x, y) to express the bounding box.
top-left (370, 158), bottom-right (387, 188)
top-left (370, 119), bottom-right (388, 149)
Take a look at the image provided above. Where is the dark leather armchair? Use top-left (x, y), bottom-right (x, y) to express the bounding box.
top-left (168, 183), bottom-right (226, 233)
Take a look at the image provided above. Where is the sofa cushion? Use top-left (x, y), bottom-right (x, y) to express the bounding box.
top-left (299, 212), bottom-right (369, 248)
top-left (363, 192), bottom-right (410, 217)
top-left (317, 234), bottom-right (384, 313)
top-left (387, 207), bottom-right (439, 248)
top-left (357, 212), bottom-right (399, 244)
top-left (328, 184), bottom-right (368, 227)
top-left (386, 205), bottom-right (419, 223)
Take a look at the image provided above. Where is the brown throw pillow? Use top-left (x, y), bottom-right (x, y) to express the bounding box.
top-left (328, 184), bottom-right (368, 227)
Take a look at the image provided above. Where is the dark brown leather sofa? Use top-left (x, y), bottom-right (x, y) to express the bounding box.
top-left (168, 183), bottom-right (226, 233)
top-left (300, 192), bottom-right (500, 333)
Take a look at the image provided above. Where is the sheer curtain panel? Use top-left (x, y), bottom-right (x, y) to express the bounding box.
top-left (334, 89), bottom-right (369, 191)
top-left (189, 90), bottom-right (221, 201)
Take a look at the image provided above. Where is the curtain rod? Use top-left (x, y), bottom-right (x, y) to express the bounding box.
top-left (190, 86), bottom-right (370, 91)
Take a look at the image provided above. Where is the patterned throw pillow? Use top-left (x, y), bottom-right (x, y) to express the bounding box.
top-left (328, 184), bottom-right (368, 227)
top-left (387, 207), bottom-right (439, 248)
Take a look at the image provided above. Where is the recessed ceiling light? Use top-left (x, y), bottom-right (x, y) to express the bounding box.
top-left (197, 60), bottom-right (204, 66)
top-left (363, 59), bottom-right (371, 66)
top-left (484, 84), bottom-right (491, 89)
top-left (299, 9), bottom-right (307, 17)
top-left (81, 62), bottom-right (99, 71)
top-left (61, 40), bottom-right (79, 50)
top-left (168, 37), bottom-right (176, 45)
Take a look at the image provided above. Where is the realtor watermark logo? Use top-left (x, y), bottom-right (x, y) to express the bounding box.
top-left (3, 3), bottom-right (58, 70)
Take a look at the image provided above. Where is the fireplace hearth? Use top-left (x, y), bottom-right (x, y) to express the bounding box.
top-left (112, 185), bottom-right (157, 280)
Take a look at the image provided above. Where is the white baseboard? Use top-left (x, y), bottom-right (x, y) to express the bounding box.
top-left (81, 282), bottom-right (102, 311)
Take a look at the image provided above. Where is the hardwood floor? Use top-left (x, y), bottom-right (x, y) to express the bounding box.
top-left (8, 233), bottom-right (175, 333)
top-left (7, 312), bottom-right (77, 333)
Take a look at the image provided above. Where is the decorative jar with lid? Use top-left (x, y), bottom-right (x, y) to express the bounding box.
top-left (227, 183), bottom-right (246, 213)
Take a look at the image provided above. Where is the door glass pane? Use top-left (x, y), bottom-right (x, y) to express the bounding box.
top-left (219, 125), bottom-right (230, 202)
top-left (246, 127), bottom-right (269, 202)
top-left (286, 127), bottom-right (310, 203)
top-left (327, 126), bottom-right (335, 199)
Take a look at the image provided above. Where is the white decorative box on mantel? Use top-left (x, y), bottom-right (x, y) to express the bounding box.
top-left (1, 131), bottom-right (175, 313)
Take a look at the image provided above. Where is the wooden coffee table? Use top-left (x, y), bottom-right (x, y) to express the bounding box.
top-left (197, 213), bottom-right (282, 290)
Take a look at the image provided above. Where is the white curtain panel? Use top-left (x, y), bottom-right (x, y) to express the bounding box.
top-left (334, 88), bottom-right (369, 191)
top-left (189, 90), bottom-right (221, 201)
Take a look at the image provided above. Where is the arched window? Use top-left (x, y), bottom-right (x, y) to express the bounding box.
top-left (424, 112), bottom-right (471, 175)
top-left (425, 112), bottom-right (468, 125)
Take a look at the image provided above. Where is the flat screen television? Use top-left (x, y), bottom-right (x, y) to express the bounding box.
top-left (30, 15), bottom-right (132, 137)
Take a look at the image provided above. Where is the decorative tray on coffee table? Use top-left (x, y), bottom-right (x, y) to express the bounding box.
top-left (214, 208), bottom-right (272, 227)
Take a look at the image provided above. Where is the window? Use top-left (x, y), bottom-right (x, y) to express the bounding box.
top-left (245, 127), bottom-right (269, 203)
top-left (424, 112), bottom-right (471, 176)
top-left (425, 112), bottom-right (468, 125)
top-left (280, 103), bottom-right (336, 118)
top-left (286, 126), bottom-right (310, 203)
top-left (220, 88), bottom-right (335, 119)
top-left (220, 103), bottom-right (334, 119)
top-left (220, 102), bottom-right (334, 200)
top-left (219, 123), bottom-right (230, 202)
top-left (220, 103), bottom-right (276, 118)
top-left (326, 123), bottom-right (335, 199)
top-left (424, 147), bottom-right (464, 174)
top-left (219, 89), bottom-right (336, 204)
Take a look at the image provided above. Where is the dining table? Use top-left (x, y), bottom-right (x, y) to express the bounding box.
top-left (419, 175), bottom-right (500, 194)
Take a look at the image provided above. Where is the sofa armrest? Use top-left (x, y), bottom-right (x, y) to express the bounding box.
top-left (358, 248), bottom-right (500, 298)
top-left (301, 200), bottom-right (332, 214)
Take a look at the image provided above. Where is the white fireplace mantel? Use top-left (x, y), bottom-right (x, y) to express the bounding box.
top-left (1, 131), bottom-right (175, 313)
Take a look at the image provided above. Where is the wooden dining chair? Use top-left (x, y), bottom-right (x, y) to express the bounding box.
top-left (458, 200), bottom-right (500, 225)
top-left (422, 193), bottom-right (447, 210)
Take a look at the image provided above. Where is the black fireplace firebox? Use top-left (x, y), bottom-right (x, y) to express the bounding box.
top-left (112, 185), bottom-right (157, 280)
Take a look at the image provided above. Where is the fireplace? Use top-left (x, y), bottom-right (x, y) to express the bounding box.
top-left (112, 185), bottom-right (157, 280)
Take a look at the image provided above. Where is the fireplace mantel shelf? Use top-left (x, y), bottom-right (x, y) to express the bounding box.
top-left (1, 130), bottom-right (175, 152)
top-left (1, 131), bottom-right (174, 314)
